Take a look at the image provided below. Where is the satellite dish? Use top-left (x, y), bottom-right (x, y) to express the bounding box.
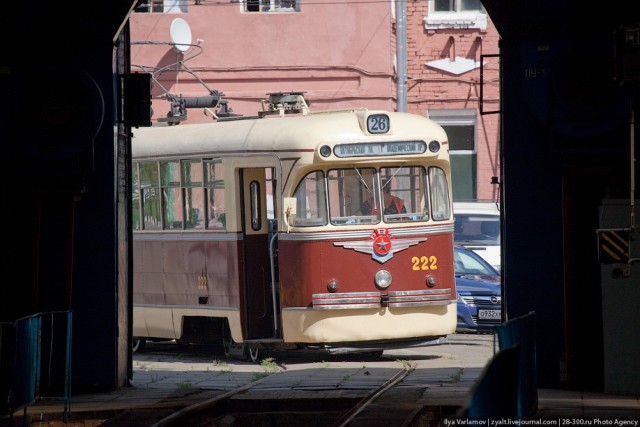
top-left (170, 18), bottom-right (192, 53)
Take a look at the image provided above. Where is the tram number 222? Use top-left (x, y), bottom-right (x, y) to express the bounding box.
top-left (411, 256), bottom-right (437, 271)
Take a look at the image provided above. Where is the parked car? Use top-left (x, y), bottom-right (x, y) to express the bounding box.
top-left (453, 201), bottom-right (501, 270)
top-left (454, 245), bottom-right (502, 333)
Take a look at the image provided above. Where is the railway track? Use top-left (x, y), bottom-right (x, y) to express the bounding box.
top-left (11, 336), bottom-right (493, 426)
top-left (148, 367), bottom-right (420, 427)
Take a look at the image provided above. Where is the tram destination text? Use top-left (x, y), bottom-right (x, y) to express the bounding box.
top-left (334, 141), bottom-right (426, 158)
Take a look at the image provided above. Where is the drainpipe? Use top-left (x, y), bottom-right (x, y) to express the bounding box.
top-left (396, 0), bottom-right (407, 112)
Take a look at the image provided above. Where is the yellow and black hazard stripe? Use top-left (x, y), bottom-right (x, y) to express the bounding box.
top-left (597, 229), bottom-right (630, 264)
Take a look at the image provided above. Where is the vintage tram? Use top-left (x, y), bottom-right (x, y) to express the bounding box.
top-left (131, 94), bottom-right (456, 360)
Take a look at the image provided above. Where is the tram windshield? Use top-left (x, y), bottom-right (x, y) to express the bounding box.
top-left (290, 166), bottom-right (450, 227)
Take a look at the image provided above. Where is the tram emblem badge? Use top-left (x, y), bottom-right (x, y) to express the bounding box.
top-left (333, 229), bottom-right (427, 264)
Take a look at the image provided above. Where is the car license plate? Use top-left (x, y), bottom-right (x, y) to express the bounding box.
top-left (478, 309), bottom-right (501, 320)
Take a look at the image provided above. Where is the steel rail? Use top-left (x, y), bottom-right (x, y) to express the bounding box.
top-left (330, 367), bottom-right (412, 427)
top-left (149, 378), bottom-right (264, 427)
top-left (151, 366), bottom-right (411, 427)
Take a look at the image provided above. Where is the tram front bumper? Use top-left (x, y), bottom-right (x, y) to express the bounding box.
top-left (280, 303), bottom-right (456, 344)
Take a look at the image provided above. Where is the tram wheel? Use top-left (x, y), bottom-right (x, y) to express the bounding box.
top-left (222, 319), bottom-right (246, 359)
top-left (132, 338), bottom-right (146, 353)
top-left (247, 346), bottom-right (260, 363)
top-left (222, 319), bottom-right (234, 357)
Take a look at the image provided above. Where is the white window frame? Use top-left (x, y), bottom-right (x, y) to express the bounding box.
top-left (428, 109), bottom-right (478, 200)
top-left (242, 0), bottom-right (300, 13)
top-left (134, 0), bottom-right (188, 13)
top-left (424, 0), bottom-right (486, 30)
top-left (428, 109), bottom-right (477, 152)
top-left (164, 0), bottom-right (188, 13)
top-left (429, 109), bottom-right (476, 127)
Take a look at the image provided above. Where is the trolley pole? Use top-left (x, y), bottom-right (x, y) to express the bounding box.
top-left (396, 0), bottom-right (407, 112)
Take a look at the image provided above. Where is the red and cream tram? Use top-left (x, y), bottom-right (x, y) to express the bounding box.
top-left (131, 94), bottom-right (456, 359)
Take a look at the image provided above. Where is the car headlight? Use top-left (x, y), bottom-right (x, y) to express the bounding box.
top-left (374, 270), bottom-right (392, 289)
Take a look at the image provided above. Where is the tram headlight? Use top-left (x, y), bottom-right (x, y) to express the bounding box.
top-left (319, 145), bottom-right (332, 157)
top-left (426, 275), bottom-right (437, 288)
top-left (375, 270), bottom-right (392, 289)
top-left (428, 140), bottom-right (441, 153)
top-left (327, 279), bottom-right (339, 293)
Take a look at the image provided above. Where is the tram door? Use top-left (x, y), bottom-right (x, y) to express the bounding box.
top-left (240, 168), bottom-right (274, 339)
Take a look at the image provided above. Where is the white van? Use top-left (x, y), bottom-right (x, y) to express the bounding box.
top-left (453, 201), bottom-right (501, 270)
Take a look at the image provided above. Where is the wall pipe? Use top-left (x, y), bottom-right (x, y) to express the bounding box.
top-left (396, 0), bottom-right (407, 112)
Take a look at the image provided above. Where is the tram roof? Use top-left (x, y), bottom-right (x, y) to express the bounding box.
top-left (131, 109), bottom-right (447, 159)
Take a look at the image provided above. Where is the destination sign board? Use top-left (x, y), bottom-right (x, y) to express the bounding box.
top-left (333, 141), bottom-right (426, 158)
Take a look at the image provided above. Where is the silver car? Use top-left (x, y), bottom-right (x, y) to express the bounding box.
top-left (453, 201), bottom-right (501, 270)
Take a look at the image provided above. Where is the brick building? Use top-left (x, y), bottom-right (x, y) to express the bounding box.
top-left (129, 0), bottom-right (396, 118)
top-left (129, 0), bottom-right (501, 201)
top-left (404, 1), bottom-right (501, 201)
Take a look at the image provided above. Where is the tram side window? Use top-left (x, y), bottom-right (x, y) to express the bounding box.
top-left (266, 167), bottom-right (276, 220)
top-left (429, 167), bottom-right (451, 221)
top-left (204, 159), bottom-right (226, 229)
top-left (183, 159), bottom-right (205, 230)
top-left (291, 171), bottom-right (327, 227)
top-left (161, 161), bottom-right (184, 230)
top-left (134, 159), bottom-right (224, 231)
top-left (139, 162), bottom-right (161, 230)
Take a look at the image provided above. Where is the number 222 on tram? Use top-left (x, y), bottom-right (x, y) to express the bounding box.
top-left (131, 107), bottom-right (456, 355)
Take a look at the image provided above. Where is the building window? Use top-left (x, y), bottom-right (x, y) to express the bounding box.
top-left (428, 109), bottom-right (477, 201)
top-left (244, 0), bottom-right (300, 13)
top-left (434, 0), bottom-right (483, 12)
top-left (134, 0), bottom-right (188, 13)
top-left (425, 0), bottom-right (486, 30)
